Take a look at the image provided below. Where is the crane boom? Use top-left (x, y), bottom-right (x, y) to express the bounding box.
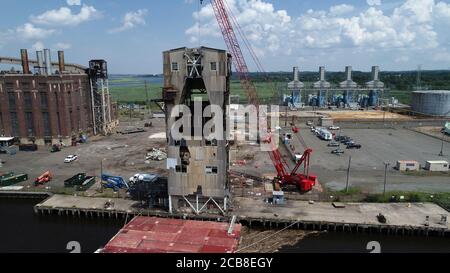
top-left (209, 0), bottom-right (259, 106)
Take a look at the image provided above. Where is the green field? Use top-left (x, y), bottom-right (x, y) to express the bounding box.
top-left (109, 75), bottom-right (424, 105)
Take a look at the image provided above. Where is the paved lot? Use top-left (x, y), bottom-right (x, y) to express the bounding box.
top-left (232, 126), bottom-right (450, 194)
top-left (301, 127), bottom-right (450, 193)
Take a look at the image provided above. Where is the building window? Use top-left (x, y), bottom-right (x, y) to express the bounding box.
top-left (171, 62), bottom-right (179, 72)
top-left (8, 93), bottom-right (16, 110)
top-left (205, 166), bottom-right (218, 174)
top-left (210, 62), bottom-right (217, 71)
top-left (24, 92), bottom-right (32, 109)
top-left (10, 112), bottom-right (18, 136)
top-left (40, 92), bottom-right (48, 108)
top-left (176, 165), bottom-right (187, 173)
top-left (25, 112), bottom-right (34, 136)
top-left (42, 112), bottom-right (51, 136)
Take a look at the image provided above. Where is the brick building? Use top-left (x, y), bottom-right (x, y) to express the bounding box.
top-left (0, 49), bottom-right (118, 146)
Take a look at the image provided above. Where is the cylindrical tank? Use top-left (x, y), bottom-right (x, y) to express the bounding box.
top-left (411, 90), bottom-right (450, 117)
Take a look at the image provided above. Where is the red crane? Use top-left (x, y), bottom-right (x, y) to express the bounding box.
top-left (265, 136), bottom-right (316, 192)
top-left (207, 0), bottom-right (259, 106)
top-left (205, 0), bottom-right (317, 192)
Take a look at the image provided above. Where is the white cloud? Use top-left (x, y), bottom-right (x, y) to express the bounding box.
top-left (32, 41), bottom-right (45, 51)
top-left (329, 4), bottom-right (355, 16)
top-left (30, 4), bottom-right (99, 26)
top-left (66, 0), bottom-right (81, 6)
top-left (16, 23), bottom-right (55, 40)
top-left (109, 9), bottom-right (148, 33)
top-left (54, 42), bottom-right (72, 50)
top-left (367, 0), bottom-right (382, 6)
top-left (187, 0), bottom-right (450, 55)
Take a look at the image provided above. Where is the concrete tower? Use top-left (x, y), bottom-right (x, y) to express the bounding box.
top-left (163, 47), bottom-right (231, 214)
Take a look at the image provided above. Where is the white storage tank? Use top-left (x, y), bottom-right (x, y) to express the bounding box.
top-left (411, 90), bottom-right (450, 117)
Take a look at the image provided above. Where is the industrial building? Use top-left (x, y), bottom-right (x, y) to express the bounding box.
top-left (287, 66), bottom-right (386, 109)
top-left (411, 90), bottom-right (450, 117)
top-left (287, 67), bottom-right (304, 108)
top-left (163, 47), bottom-right (231, 214)
top-left (0, 49), bottom-right (118, 146)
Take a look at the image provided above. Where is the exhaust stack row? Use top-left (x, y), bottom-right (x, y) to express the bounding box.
top-left (19, 49), bottom-right (66, 75)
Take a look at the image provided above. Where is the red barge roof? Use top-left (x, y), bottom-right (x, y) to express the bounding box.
top-left (102, 216), bottom-right (242, 253)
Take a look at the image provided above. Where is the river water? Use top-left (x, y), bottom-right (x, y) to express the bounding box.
top-left (0, 198), bottom-right (448, 253)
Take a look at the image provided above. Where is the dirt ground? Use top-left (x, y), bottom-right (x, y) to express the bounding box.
top-left (413, 126), bottom-right (450, 142)
top-left (0, 117), bottom-right (167, 193)
top-left (318, 110), bottom-right (412, 121)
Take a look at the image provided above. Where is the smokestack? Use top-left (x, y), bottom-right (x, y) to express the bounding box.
top-left (44, 49), bottom-right (52, 75)
top-left (372, 66), bottom-right (379, 81)
top-left (36, 51), bottom-right (44, 75)
top-left (293, 67), bottom-right (299, 82)
top-left (319, 66), bottom-right (326, 81)
top-left (58, 51), bottom-right (65, 73)
top-left (345, 66), bottom-right (352, 81)
top-left (20, 49), bottom-right (30, 74)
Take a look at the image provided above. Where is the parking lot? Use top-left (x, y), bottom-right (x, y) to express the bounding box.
top-left (300, 126), bottom-right (450, 193)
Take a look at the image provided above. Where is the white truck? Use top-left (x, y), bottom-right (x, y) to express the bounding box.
top-left (317, 128), bottom-right (333, 141)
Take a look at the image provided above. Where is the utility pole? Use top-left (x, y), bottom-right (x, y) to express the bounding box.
top-left (145, 80), bottom-right (150, 115)
top-left (346, 156), bottom-right (352, 193)
top-left (383, 162), bottom-right (390, 196)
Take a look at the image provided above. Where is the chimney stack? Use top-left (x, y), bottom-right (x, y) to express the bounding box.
top-left (293, 67), bottom-right (299, 82)
top-left (36, 51), bottom-right (44, 75)
top-left (319, 66), bottom-right (326, 81)
top-left (345, 66), bottom-right (352, 81)
top-left (58, 51), bottom-right (65, 73)
top-left (44, 49), bottom-right (52, 75)
top-left (372, 66), bottom-right (379, 81)
top-left (20, 49), bottom-right (30, 74)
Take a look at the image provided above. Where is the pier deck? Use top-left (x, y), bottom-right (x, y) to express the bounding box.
top-left (234, 197), bottom-right (449, 236)
top-left (34, 194), bottom-right (450, 237)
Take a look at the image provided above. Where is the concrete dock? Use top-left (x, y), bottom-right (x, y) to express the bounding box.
top-left (34, 194), bottom-right (449, 237)
top-left (234, 197), bottom-right (449, 237)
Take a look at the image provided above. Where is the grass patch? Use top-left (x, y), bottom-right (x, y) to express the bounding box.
top-left (364, 191), bottom-right (450, 211)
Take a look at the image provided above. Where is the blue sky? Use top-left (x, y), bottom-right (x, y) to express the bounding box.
top-left (1, 0), bottom-right (450, 74)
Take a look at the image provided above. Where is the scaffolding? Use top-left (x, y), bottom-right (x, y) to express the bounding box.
top-left (88, 60), bottom-right (112, 135)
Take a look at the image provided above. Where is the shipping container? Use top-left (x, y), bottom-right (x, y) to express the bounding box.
top-left (0, 174), bottom-right (28, 187)
top-left (76, 176), bottom-right (96, 191)
top-left (64, 173), bottom-right (87, 187)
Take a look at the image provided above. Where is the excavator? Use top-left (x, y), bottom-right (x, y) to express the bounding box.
top-left (35, 171), bottom-right (52, 186)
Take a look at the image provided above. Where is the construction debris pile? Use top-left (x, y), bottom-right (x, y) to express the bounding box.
top-left (146, 148), bottom-right (167, 161)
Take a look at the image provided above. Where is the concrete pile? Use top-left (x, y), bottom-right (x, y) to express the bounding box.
top-left (146, 148), bottom-right (167, 161)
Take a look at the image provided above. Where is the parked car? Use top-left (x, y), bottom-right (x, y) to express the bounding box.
top-left (335, 135), bottom-right (347, 142)
top-left (343, 140), bottom-right (355, 146)
top-left (329, 126), bottom-right (340, 130)
top-left (64, 155), bottom-right (78, 163)
top-left (331, 148), bottom-right (345, 155)
top-left (328, 142), bottom-right (340, 147)
top-left (347, 143), bottom-right (362, 149)
top-left (306, 121), bottom-right (313, 126)
top-left (310, 127), bottom-right (316, 132)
